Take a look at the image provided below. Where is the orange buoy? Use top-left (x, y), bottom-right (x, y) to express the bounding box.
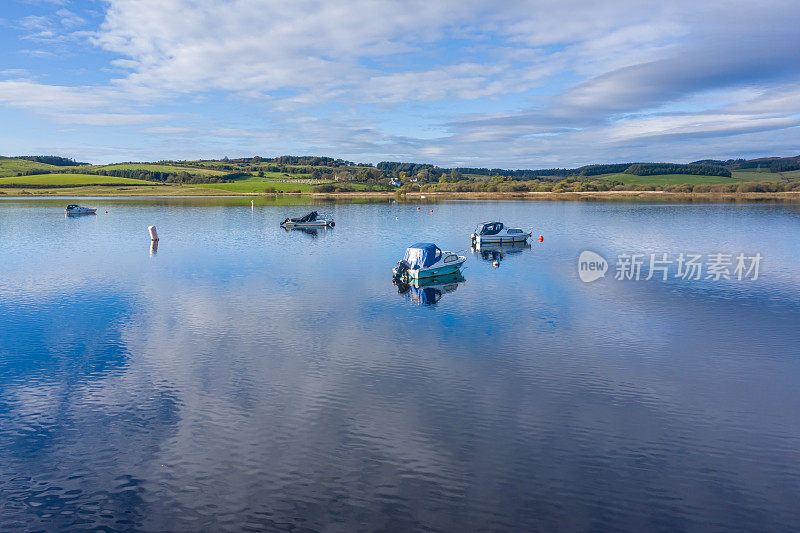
top-left (538, 235), bottom-right (544, 242)
top-left (417, 207), bottom-right (420, 210)
top-left (493, 261), bottom-right (499, 267)
top-left (105, 211), bottom-right (108, 213)
top-left (430, 209), bottom-right (433, 213)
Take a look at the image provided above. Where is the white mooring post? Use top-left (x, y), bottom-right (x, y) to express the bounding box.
top-left (149, 225), bottom-right (159, 241)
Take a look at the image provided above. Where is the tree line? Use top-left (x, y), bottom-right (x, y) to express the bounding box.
top-left (13, 155), bottom-right (89, 166)
top-left (624, 163), bottom-right (732, 177)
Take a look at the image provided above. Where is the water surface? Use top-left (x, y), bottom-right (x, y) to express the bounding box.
top-left (1, 198), bottom-right (799, 531)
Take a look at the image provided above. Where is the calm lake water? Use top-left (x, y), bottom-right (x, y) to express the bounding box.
top-left (1, 197), bottom-right (799, 531)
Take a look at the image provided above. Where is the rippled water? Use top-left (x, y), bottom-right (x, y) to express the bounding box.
top-left (1, 197), bottom-right (799, 531)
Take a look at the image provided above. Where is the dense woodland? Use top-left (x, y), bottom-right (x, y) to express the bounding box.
top-left (624, 163), bottom-right (731, 177)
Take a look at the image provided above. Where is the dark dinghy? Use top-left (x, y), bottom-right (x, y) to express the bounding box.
top-left (280, 211), bottom-right (335, 228)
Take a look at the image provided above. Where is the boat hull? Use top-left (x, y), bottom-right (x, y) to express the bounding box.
top-left (65, 209), bottom-right (96, 215)
top-left (473, 233), bottom-right (530, 244)
top-left (281, 221), bottom-right (333, 227)
top-left (398, 258), bottom-right (466, 280)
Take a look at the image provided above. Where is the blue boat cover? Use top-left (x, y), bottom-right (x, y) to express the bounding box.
top-left (478, 222), bottom-right (504, 235)
top-left (403, 243), bottom-right (442, 269)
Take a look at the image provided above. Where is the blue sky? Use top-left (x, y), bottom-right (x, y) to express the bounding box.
top-left (1, 0), bottom-right (799, 167)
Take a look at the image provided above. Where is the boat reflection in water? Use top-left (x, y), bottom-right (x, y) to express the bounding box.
top-left (394, 272), bottom-right (466, 305)
top-left (471, 241), bottom-right (531, 264)
top-left (282, 226), bottom-right (330, 238)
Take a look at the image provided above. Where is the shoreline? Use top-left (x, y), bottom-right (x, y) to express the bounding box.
top-left (316, 190), bottom-right (800, 202)
top-left (1, 187), bottom-right (800, 202)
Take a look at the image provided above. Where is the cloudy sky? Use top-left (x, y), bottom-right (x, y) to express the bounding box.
top-left (1, 0), bottom-right (799, 167)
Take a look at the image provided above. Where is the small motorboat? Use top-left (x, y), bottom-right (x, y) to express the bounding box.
top-left (393, 243), bottom-right (466, 280)
top-left (471, 221), bottom-right (531, 245)
top-left (280, 211), bottom-right (334, 228)
top-left (394, 272), bottom-right (466, 305)
top-left (65, 204), bottom-right (97, 215)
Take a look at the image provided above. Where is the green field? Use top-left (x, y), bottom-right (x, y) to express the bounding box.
top-left (0, 173), bottom-right (163, 186)
top-left (187, 178), bottom-right (368, 194)
top-left (732, 169), bottom-right (800, 181)
top-left (598, 170), bottom-right (800, 186)
top-left (0, 173), bottom-right (238, 196)
top-left (598, 173), bottom-right (740, 186)
top-left (0, 172), bottom-right (371, 195)
top-left (466, 171), bottom-right (795, 185)
top-left (257, 171), bottom-right (311, 179)
top-left (79, 163), bottom-right (228, 176)
top-left (189, 181), bottom-right (318, 193)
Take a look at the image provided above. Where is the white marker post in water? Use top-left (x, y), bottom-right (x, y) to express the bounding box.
top-left (148, 225), bottom-right (159, 241)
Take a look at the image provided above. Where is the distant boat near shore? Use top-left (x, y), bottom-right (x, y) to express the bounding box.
top-left (65, 204), bottom-right (96, 215)
top-left (471, 221), bottom-right (531, 245)
top-left (280, 211), bottom-right (334, 228)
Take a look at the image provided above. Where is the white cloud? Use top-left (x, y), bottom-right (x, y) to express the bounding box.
top-left (0, 80), bottom-right (115, 111)
top-left (2, 0), bottom-right (800, 166)
top-left (19, 15), bottom-right (51, 30)
top-left (56, 8), bottom-right (86, 28)
top-left (363, 63), bottom-right (511, 103)
top-left (52, 112), bottom-right (169, 126)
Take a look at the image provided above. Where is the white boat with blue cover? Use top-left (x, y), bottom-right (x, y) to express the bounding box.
top-left (393, 243), bottom-right (466, 280)
top-left (471, 221), bottom-right (531, 245)
top-left (65, 204), bottom-right (96, 215)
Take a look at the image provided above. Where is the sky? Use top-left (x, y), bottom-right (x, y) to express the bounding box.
top-left (1, 0), bottom-right (799, 167)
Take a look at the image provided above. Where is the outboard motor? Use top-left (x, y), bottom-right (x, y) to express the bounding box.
top-left (393, 260), bottom-right (410, 279)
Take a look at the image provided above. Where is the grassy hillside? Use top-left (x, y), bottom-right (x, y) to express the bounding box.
top-left (188, 181), bottom-right (318, 193)
top-left (0, 158), bottom-right (62, 177)
top-left (599, 170), bottom-right (800, 186)
top-left (0, 174), bottom-right (162, 186)
top-left (0, 173), bottom-right (238, 196)
top-left (0, 172), bottom-right (354, 195)
top-left (600, 173), bottom-right (739, 186)
top-left (732, 169), bottom-right (800, 181)
top-left (189, 178), bottom-right (368, 194)
top-left (82, 163), bottom-right (228, 176)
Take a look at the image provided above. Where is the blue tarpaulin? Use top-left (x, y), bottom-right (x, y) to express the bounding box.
top-left (403, 243), bottom-right (442, 269)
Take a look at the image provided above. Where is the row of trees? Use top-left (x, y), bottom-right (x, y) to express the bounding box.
top-left (13, 155), bottom-right (89, 166)
top-left (690, 156), bottom-right (800, 173)
top-left (624, 163), bottom-right (732, 177)
top-left (770, 159), bottom-right (800, 172)
top-left (378, 161), bottom-right (737, 182)
top-left (218, 155), bottom-right (358, 167)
